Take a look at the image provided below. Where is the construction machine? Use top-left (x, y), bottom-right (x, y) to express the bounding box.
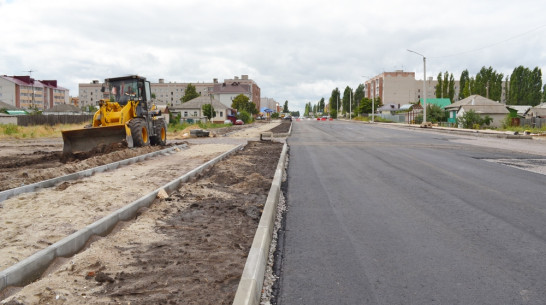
top-left (62, 75), bottom-right (167, 154)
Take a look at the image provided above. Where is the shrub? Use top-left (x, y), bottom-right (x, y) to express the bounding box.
top-left (238, 110), bottom-right (252, 124)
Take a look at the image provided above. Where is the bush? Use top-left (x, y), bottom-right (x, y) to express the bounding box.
top-left (238, 110), bottom-right (252, 124)
top-left (271, 112), bottom-right (279, 119)
top-left (457, 110), bottom-right (492, 129)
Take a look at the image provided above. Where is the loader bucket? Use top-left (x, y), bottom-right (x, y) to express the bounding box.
top-left (62, 125), bottom-right (127, 154)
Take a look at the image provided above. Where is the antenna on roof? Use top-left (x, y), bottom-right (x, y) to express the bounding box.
top-left (23, 69), bottom-right (36, 77)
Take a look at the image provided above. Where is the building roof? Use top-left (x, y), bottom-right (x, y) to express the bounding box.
top-left (377, 104), bottom-right (398, 111)
top-left (1, 75), bottom-right (68, 91)
top-left (213, 82), bottom-right (251, 94)
top-left (174, 96), bottom-right (229, 110)
top-left (446, 95), bottom-right (509, 115)
top-left (398, 104), bottom-right (414, 111)
top-left (43, 104), bottom-right (81, 113)
top-left (420, 98), bottom-right (451, 108)
top-left (445, 95), bottom-right (500, 109)
top-left (459, 105), bottom-right (509, 115)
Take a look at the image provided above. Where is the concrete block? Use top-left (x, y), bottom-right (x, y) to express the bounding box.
top-left (54, 228), bottom-right (93, 257)
top-left (86, 213), bottom-right (119, 236)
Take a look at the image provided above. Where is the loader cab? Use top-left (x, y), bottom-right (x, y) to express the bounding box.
top-left (104, 76), bottom-right (149, 106)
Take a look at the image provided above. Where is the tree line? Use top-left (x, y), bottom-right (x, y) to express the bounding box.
top-left (436, 66), bottom-right (545, 106)
top-left (305, 65), bottom-right (545, 117)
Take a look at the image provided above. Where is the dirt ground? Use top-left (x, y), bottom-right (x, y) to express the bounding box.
top-left (0, 120), bottom-right (291, 304)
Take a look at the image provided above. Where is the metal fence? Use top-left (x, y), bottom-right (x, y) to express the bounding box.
top-left (376, 113), bottom-right (407, 123)
top-left (17, 114), bottom-right (94, 126)
top-left (519, 118), bottom-right (546, 128)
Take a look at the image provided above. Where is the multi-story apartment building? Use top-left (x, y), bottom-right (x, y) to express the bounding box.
top-left (78, 75), bottom-right (261, 111)
top-left (363, 70), bottom-right (472, 108)
top-left (0, 75), bottom-right (69, 110)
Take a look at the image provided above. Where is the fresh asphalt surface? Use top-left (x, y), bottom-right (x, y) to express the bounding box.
top-left (277, 120), bottom-right (546, 305)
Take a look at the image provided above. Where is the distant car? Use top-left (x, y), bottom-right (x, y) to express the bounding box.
top-left (321, 116), bottom-right (327, 121)
top-left (224, 120), bottom-right (233, 125)
top-left (284, 115), bottom-right (292, 121)
top-left (256, 116), bottom-right (265, 120)
top-left (234, 119), bottom-right (244, 125)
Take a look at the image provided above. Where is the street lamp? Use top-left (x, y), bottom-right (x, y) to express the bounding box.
top-left (407, 49), bottom-right (427, 124)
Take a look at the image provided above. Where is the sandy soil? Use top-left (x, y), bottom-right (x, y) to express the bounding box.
top-left (0, 120), bottom-right (289, 304)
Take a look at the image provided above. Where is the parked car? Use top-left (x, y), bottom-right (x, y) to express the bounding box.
top-left (224, 119), bottom-right (233, 125)
top-left (234, 119), bottom-right (244, 125)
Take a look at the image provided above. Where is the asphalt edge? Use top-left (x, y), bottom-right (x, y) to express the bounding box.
top-left (232, 142), bottom-right (289, 305)
top-left (0, 144), bottom-right (189, 203)
top-left (0, 143), bottom-right (245, 293)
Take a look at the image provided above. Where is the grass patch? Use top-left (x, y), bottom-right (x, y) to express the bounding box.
top-left (0, 123), bottom-right (87, 140)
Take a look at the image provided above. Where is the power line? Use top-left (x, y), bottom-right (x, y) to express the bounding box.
top-left (430, 23), bottom-right (546, 59)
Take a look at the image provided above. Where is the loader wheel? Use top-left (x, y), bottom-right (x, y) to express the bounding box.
top-left (129, 118), bottom-right (150, 147)
top-left (150, 118), bottom-right (167, 146)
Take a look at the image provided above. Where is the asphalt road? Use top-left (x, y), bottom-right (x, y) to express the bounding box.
top-left (277, 120), bottom-right (546, 305)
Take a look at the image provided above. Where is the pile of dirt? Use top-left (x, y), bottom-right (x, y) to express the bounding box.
top-left (268, 121), bottom-right (291, 133)
top-left (1, 141), bottom-right (284, 304)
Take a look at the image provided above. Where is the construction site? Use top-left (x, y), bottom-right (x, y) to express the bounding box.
top-left (0, 120), bottom-right (291, 304)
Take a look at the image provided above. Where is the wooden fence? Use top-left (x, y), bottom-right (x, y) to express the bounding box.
top-left (17, 114), bottom-right (94, 126)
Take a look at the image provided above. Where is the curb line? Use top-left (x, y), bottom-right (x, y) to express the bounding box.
top-left (233, 142), bottom-right (288, 305)
top-left (0, 144), bottom-right (188, 203)
top-left (0, 144), bottom-right (244, 293)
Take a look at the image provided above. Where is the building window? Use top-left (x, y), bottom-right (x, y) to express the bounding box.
top-left (194, 111), bottom-right (198, 116)
top-left (184, 111), bottom-right (188, 117)
top-left (220, 111), bottom-right (223, 117)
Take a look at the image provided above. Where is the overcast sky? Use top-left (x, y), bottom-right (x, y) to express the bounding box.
top-left (1, 0), bottom-right (545, 112)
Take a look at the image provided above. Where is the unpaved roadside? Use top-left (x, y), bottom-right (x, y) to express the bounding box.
top-left (1, 141), bottom-right (284, 305)
top-left (0, 120), bottom-right (289, 304)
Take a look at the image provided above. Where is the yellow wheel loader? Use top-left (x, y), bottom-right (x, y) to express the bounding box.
top-left (62, 75), bottom-right (167, 154)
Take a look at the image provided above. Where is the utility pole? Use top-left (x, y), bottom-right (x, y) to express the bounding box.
top-left (407, 50), bottom-right (427, 124)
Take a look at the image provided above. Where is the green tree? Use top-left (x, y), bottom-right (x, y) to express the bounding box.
top-left (354, 84), bottom-right (365, 113)
top-left (238, 110), bottom-right (252, 123)
top-left (342, 86), bottom-right (353, 115)
top-left (459, 70), bottom-right (470, 100)
top-left (543, 84), bottom-right (546, 103)
top-left (474, 66), bottom-right (503, 101)
top-left (448, 73), bottom-right (455, 102)
top-left (231, 94), bottom-right (257, 114)
top-left (290, 111), bottom-right (300, 117)
top-left (426, 104), bottom-right (447, 123)
top-left (442, 72), bottom-right (448, 99)
top-left (181, 83), bottom-right (200, 103)
top-left (329, 88), bottom-right (341, 114)
top-left (318, 97), bottom-right (325, 113)
top-left (202, 104), bottom-right (216, 120)
top-left (283, 100), bottom-right (289, 113)
top-left (508, 66), bottom-right (543, 106)
top-left (435, 72), bottom-right (443, 98)
top-left (357, 97), bottom-right (381, 115)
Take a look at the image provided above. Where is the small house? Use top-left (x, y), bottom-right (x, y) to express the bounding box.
top-left (445, 95), bottom-right (509, 128)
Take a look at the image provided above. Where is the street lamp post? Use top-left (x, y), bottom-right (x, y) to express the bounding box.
top-left (407, 49), bottom-right (427, 124)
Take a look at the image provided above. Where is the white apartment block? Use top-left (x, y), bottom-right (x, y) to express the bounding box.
top-left (364, 70), bottom-right (463, 106)
top-left (78, 75), bottom-right (261, 110)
